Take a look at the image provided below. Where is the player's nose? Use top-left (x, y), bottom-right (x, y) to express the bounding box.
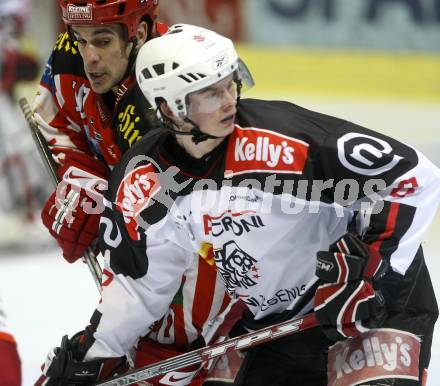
top-left (83, 45), bottom-right (100, 65)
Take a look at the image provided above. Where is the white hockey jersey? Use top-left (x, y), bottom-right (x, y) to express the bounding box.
top-left (85, 98), bottom-right (440, 360)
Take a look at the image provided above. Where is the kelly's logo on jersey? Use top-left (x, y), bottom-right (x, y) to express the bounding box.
top-left (116, 163), bottom-right (160, 240)
top-left (225, 127), bottom-right (309, 177)
top-left (328, 329), bottom-right (420, 386)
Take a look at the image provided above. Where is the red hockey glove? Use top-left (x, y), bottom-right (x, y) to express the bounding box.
top-left (41, 153), bottom-right (108, 263)
top-left (314, 233), bottom-right (388, 341)
top-left (34, 332), bottom-right (127, 386)
top-left (0, 339), bottom-right (21, 386)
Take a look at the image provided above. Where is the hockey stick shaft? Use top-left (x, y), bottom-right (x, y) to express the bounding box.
top-left (19, 97), bottom-right (141, 368)
top-left (18, 96), bottom-right (103, 291)
top-left (95, 313), bottom-right (319, 386)
top-left (18, 97), bottom-right (59, 185)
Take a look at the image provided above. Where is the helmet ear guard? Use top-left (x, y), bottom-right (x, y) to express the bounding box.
top-left (136, 24), bottom-right (255, 121)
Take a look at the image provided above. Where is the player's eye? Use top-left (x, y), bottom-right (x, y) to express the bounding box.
top-left (75, 37), bottom-right (86, 46)
top-left (98, 40), bottom-right (111, 47)
top-left (95, 38), bottom-right (112, 47)
top-left (208, 89), bottom-right (223, 99)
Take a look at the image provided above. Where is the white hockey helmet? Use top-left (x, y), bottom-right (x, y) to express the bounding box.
top-left (135, 23), bottom-right (254, 119)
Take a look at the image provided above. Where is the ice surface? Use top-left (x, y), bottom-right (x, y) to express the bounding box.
top-left (0, 250), bottom-right (99, 385)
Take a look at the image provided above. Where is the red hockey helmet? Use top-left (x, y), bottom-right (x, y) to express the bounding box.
top-left (58, 0), bottom-right (159, 41)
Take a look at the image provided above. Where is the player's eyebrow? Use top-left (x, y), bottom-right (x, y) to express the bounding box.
top-left (198, 84), bottom-right (217, 94)
top-left (90, 28), bottom-right (117, 36)
top-left (72, 27), bottom-right (117, 38)
top-left (198, 77), bottom-right (233, 94)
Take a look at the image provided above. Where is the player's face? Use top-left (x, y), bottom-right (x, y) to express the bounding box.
top-left (72, 24), bottom-right (131, 94)
top-left (186, 74), bottom-right (237, 138)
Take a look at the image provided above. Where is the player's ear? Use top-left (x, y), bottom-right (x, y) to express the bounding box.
top-left (159, 101), bottom-right (184, 127)
top-left (159, 101), bottom-right (173, 120)
top-left (135, 21), bottom-right (148, 50)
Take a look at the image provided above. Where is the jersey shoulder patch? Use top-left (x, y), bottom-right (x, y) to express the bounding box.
top-left (336, 131), bottom-right (404, 176)
top-left (115, 162), bottom-right (161, 240)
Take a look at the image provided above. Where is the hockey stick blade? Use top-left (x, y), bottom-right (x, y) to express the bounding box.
top-left (95, 313), bottom-right (319, 386)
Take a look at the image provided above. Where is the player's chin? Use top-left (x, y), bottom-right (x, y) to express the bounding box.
top-left (218, 115), bottom-right (236, 135)
top-left (88, 76), bottom-right (112, 94)
top-left (210, 125), bottom-right (234, 139)
top-left (90, 83), bottom-right (112, 94)
top-left (225, 124), bottom-right (235, 136)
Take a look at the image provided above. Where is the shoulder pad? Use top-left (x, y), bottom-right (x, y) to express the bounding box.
top-left (50, 32), bottom-right (86, 77)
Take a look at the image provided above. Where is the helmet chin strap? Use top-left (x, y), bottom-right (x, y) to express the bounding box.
top-left (157, 112), bottom-right (226, 144)
top-left (184, 117), bottom-right (224, 144)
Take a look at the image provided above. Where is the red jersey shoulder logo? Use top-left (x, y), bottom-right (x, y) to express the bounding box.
top-left (116, 163), bottom-right (161, 240)
top-left (224, 126), bottom-right (309, 178)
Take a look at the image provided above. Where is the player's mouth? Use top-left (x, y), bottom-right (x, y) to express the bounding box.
top-left (88, 72), bottom-right (107, 83)
top-left (221, 114), bottom-right (235, 126)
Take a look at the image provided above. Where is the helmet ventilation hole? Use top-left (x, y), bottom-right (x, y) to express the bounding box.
top-left (187, 73), bottom-right (199, 81)
top-left (168, 26), bottom-right (184, 35)
top-left (153, 63), bottom-right (165, 76)
top-left (178, 73), bottom-right (207, 83)
top-left (178, 74), bottom-right (192, 83)
top-left (142, 68), bottom-right (153, 79)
